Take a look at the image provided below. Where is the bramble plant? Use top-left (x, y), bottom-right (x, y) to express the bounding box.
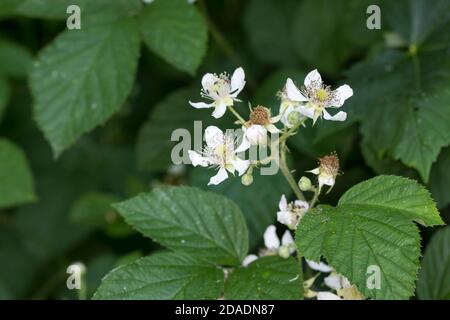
top-left (0, 0), bottom-right (449, 301)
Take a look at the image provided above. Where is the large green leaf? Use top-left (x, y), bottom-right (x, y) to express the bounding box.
top-left (93, 252), bottom-right (224, 300)
top-left (296, 175), bottom-right (443, 299)
top-left (417, 226), bottom-right (450, 300)
top-left (224, 256), bottom-right (301, 300)
top-left (339, 175), bottom-right (443, 226)
top-left (113, 186), bottom-right (249, 266)
top-left (0, 139), bottom-right (36, 208)
top-left (386, 0), bottom-right (450, 45)
top-left (139, 0), bottom-right (207, 74)
top-left (389, 87), bottom-right (450, 182)
top-left (190, 167), bottom-right (291, 249)
top-left (31, 17), bottom-right (140, 157)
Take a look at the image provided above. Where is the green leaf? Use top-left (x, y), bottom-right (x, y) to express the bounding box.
top-left (190, 167), bottom-right (291, 249)
top-left (429, 147), bottom-right (450, 209)
top-left (339, 175), bottom-right (443, 226)
top-left (93, 252), bottom-right (224, 300)
top-left (297, 175), bottom-right (442, 299)
top-left (351, 51), bottom-right (450, 182)
top-left (0, 0), bottom-right (22, 19)
top-left (113, 186), bottom-right (249, 266)
top-left (0, 39), bottom-right (33, 78)
top-left (16, 0), bottom-right (142, 23)
top-left (386, 84), bottom-right (450, 182)
top-left (31, 17), bottom-right (140, 157)
top-left (139, 0), bottom-right (207, 74)
top-left (386, 0), bottom-right (450, 45)
top-left (417, 226), bottom-right (450, 300)
top-left (224, 256), bottom-right (301, 300)
top-left (0, 139), bottom-right (36, 208)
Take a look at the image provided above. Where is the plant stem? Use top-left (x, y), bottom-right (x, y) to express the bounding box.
top-left (279, 142), bottom-right (305, 201)
top-left (309, 187), bottom-right (320, 208)
top-left (228, 105), bottom-right (246, 124)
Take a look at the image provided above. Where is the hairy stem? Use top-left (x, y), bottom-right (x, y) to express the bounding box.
top-left (279, 143), bottom-right (305, 201)
top-left (228, 105), bottom-right (246, 124)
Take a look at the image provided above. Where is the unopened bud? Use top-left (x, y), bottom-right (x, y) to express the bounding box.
top-left (298, 176), bottom-right (312, 191)
top-left (241, 173), bottom-right (253, 186)
top-left (278, 246), bottom-right (290, 259)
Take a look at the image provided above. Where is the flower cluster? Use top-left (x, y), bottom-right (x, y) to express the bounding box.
top-left (187, 67), bottom-right (352, 187)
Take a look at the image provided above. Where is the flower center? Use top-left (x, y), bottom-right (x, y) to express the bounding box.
top-left (316, 88), bottom-right (329, 102)
top-left (249, 106), bottom-right (270, 125)
top-left (318, 152), bottom-right (339, 177)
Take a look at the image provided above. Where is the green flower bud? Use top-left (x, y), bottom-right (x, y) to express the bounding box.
top-left (241, 173), bottom-right (253, 186)
top-left (278, 246), bottom-right (290, 259)
top-left (287, 110), bottom-right (302, 125)
top-left (298, 176), bottom-right (312, 191)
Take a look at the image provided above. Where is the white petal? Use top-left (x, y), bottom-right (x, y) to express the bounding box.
top-left (331, 84), bottom-right (353, 107)
top-left (188, 150), bottom-right (209, 167)
top-left (279, 195), bottom-right (288, 211)
top-left (242, 254), bottom-right (258, 267)
top-left (212, 101), bottom-right (228, 119)
top-left (208, 167), bottom-right (229, 185)
top-left (323, 109), bottom-right (347, 121)
top-left (201, 73), bottom-right (217, 90)
top-left (308, 167), bottom-right (320, 175)
top-left (306, 259), bottom-right (333, 273)
top-left (245, 125), bottom-right (267, 145)
top-left (286, 78), bottom-right (308, 102)
top-left (235, 136), bottom-right (251, 153)
top-left (317, 292), bottom-right (341, 300)
top-left (294, 200), bottom-right (309, 211)
top-left (230, 67), bottom-right (246, 97)
top-left (281, 230), bottom-right (294, 246)
top-left (297, 104), bottom-right (315, 120)
top-left (266, 124), bottom-right (280, 134)
top-left (277, 211), bottom-right (292, 226)
top-left (263, 225), bottom-right (280, 250)
top-left (230, 158), bottom-right (250, 176)
top-left (319, 174), bottom-right (335, 188)
top-left (304, 69), bottom-right (322, 88)
top-left (324, 273), bottom-right (343, 290)
top-left (204, 126), bottom-right (224, 148)
top-left (189, 101), bottom-right (214, 109)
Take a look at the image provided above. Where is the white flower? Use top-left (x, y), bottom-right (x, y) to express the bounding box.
top-left (278, 78), bottom-right (307, 128)
top-left (306, 259), bottom-right (333, 273)
top-left (276, 195), bottom-right (309, 230)
top-left (236, 106), bottom-right (280, 152)
top-left (189, 67), bottom-right (246, 119)
top-left (188, 126), bottom-right (250, 185)
top-left (286, 70), bottom-right (353, 124)
top-left (242, 254), bottom-right (258, 267)
top-left (263, 225), bottom-right (296, 258)
top-left (308, 153), bottom-right (339, 191)
top-left (317, 292), bottom-right (342, 300)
